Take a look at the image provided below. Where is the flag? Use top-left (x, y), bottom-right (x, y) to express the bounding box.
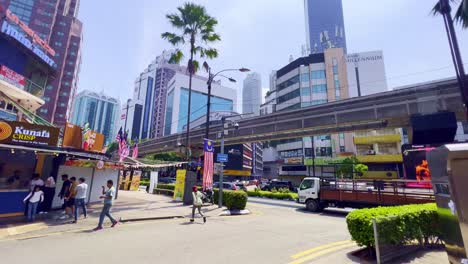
top-left (116, 127), bottom-right (122, 142)
top-left (119, 144), bottom-right (130, 162)
top-left (203, 139), bottom-right (214, 190)
top-left (132, 140), bottom-right (139, 159)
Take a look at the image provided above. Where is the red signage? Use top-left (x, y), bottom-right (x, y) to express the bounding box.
top-left (3, 9), bottom-right (55, 56)
top-left (0, 65), bottom-right (26, 88)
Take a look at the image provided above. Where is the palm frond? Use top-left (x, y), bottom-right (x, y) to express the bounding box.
top-left (188, 59), bottom-right (200, 74)
top-left (166, 14), bottom-right (186, 29)
top-left (169, 49), bottom-right (184, 64)
top-left (161, 32), bottom-right (185, 45)
top-left (202, 33), bottom-right (221, 43)
top-left (204, 48), bottom-right (218, 59)
top-left (454, 0), bottom-right (468, 28)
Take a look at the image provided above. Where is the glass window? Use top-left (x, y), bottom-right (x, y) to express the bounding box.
top-left (301, 72), bottom-right (309, 82)
top-left (340, 146), bottom-right (346, 152)
top-left (335, 96), bottom-right (341, 101)
top-left (333, 65), bottom-right (338, 74)
top-left (335, 80), bottom-right (340, 89)
top-left (277, 75), bottom-right (300, 91)
top-left (311, 100), bottom-right (327, 105)
top-left (164, 90), bottom-right (174, 135)
top-left (332, 58), bottom-right (338, 66)
top-left (310, 70), bottom-right (326, 79)
top-left (301, 102), bottom-right (312, 108)
top-left (312, 84), bottom-right (327, 93)
top-left (300, 179), bottom-right (314, 190)
top-left (335, 89), bottom-right (340, 97)
top-left (277, 89), bottom-right (300, 104)
top-left (0, 149), bottom-right (36, 191)
top-left (301, 87), bottom-right (311, 96)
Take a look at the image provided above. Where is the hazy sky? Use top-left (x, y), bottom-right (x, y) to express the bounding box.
top-left (78, 0), bottom-right (468, 112)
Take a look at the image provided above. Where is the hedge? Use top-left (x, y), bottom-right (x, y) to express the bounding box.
top-left (213, 189), bottom-right (247, 210)
top-left (346, 203), bottom-right (440, 248)
top-left (246, 190), bottom-right (298, 200)
top-left (157, 184), bottom-right (175, 191)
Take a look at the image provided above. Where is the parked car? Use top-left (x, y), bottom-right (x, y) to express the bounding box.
top-left (262, 181), bottom-right (294, 192)
top-left (235, 182), bottom-right (247, 191)
top-left (159, 177), bottom-right (176, 184)
top-left (213, 182), bottom-right (238, 190)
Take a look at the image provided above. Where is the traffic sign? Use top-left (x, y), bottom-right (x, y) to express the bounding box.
top-left (217, 153), bottom-right (228, 162)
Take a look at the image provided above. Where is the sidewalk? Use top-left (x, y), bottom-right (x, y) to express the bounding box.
top-left (0, 190), bottom-right (224, 240)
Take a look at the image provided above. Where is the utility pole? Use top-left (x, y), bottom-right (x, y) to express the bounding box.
top-left (218, 116), bottom-right (226, 208)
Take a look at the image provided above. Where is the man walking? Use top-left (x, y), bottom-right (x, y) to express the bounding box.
top-left (94, 180), bottom-right (118, 231)
top-left (190, 186), bottom-right (206, 223)
top-left (73, 178), bottom-right (88, 223)
top-left (60, 177), bottom-right (77, 220)
top-left (58, 174), bottom-right (71, 212)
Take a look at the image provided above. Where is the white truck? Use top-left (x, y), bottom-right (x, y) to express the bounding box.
top-left (297, 177), bottom-right (435, 212)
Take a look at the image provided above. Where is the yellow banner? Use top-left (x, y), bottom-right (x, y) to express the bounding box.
top-left (173, 170), bottom-right (186, 202)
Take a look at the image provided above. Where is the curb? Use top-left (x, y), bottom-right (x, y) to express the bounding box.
top-left (0, 223), bottom-right (48, 239)
top-left (218, 209), bottom-right (251, 216)
top-left (119, 215), bottom-right (185, 223)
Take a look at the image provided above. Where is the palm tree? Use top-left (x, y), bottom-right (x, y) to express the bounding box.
top-left (162, 3), bottom-right (220, 160)
top-left (433, 0), bottom-right (468, 28)
top-left (432, 0), bottom-right (468, 112)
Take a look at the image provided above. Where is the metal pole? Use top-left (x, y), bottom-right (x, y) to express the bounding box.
top-left (218, 117), bottom-right (225, 208)
top-left (355, 67), bottom-right (362, 97)
top-left (312, 136), bottom-right (316, 177)
top-left (124, 101), bottom-right (130, 132)
top-left (205, 70), bottom-right (212, 140)
top-left (372, 218), bottom-right (381, 264)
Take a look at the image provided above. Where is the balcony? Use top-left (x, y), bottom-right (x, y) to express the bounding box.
top-left (354, 134), bottom-right (401, 144)
top-left (356, 154), bottom-right (403, 163)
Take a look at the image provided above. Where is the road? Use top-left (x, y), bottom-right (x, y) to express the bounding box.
top-left (0, 197), bottom-right (356, 264)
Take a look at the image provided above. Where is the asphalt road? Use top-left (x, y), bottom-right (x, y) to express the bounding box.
top-left (0, 197), bottom-right (355, 264)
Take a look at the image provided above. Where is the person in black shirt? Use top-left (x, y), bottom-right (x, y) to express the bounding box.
top-left (58, 174), bottom-right (71, 210)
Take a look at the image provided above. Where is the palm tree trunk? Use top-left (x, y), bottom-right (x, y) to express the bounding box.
top-left (185, 35), bottom-right (195, 162)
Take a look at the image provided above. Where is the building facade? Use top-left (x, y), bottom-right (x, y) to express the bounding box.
top-left (346, 51), bottom-right (388, 97)
top-left (242, 72), bottom-right (262, 115)
top-left (304, 0), bottom-right (347, 54)
top-left (164, 72), bottom-right (237, 136)
top-left (71, 90), bottom-right (119, 145)
top-left (0, 0), bottom-right (83, 127)
top-left (0, 7), bottom-right (57, 123)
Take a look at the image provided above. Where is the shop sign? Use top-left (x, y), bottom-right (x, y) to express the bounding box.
top-left (63, 123), bottom-right (104, 152)
top-left (1, 20), bottom-right (57, 69)
top-left (0, 65), bottom-right (25, 89)
top-left (64, 159), bottom-right (123, 170)
top-left (0, 110), bottom-right (16, 121)
top-left (284, 157), bottom-right (303, 164)
top-left (0, 120), bottom-right (59, 146)
top-left (304, 157), bottom-right (345, 166)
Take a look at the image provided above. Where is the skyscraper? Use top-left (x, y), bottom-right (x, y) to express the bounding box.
top-left (242, 72), bottom-right (262, 115)
top-left (304, 0), bottom-right (347, 54)
top-left (0, 0), bottom-right (83, 126)
top-left (71, 90), bottom-right (119, 145)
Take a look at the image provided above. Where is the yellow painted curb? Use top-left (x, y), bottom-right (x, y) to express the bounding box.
top-left (0, 223), bottom-right (48, 238)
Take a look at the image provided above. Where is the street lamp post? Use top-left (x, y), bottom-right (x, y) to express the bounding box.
top-left (203, 63), bottom-right (250, 141)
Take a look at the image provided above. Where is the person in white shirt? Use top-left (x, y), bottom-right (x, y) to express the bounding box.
top-left (30, 174), bottom-right (44, 191)
top-left (73, 177), bottom-right (88, 223)
top-left (41, 175), bottom-right (56, 213)
top-left (23, 186), bottom-right (44, 222)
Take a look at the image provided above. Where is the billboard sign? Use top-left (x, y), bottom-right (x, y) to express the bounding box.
top-left (63, 123), bottom-right (104, 152)
top-left (0, 120), bottom-right (59, 146)
top-left (402, 144), bottom-right (436, 188)
top-left (0, 65), bottom-right (25, 89)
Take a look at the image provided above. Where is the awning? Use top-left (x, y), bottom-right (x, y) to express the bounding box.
top-left (0, 144), bottom-right (110, 161)
top-left (0, 79), bottom-right (44, 112)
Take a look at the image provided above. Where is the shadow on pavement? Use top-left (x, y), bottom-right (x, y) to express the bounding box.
top-left (247, 198), bottom-right (303, 209)
top-left (294, 208), bottom-right (350, 218)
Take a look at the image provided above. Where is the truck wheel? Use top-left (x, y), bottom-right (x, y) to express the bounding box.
top-left (306, 199), bottom-right (320, 212)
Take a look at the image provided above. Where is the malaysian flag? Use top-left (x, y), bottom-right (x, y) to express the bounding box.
top-left (118, 130), bottom-right (129, 162)
top-left (132, 139), bottom-right (139, 159)
top-left (203, 139), bottom-right (214, 190)
top-left (116, 127), bottom-right (122, 142)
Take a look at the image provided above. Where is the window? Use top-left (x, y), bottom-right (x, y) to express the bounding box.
top-left (301, 72), bottom-right (309, 82)
top-left (336, 96), bottom-right (341, 100)
top-left (59, 102), bottom-right (66, 107)
top-left (312, 84), bottom-right (327, 93)
top-left (59, 21), bottom-right (67, 26)
top-left (300, 179), bottom-right (314, 190)
top-left (39, 108), bottom-right (48, 113)
top-left (66, 71), bottom-right (72, 76)
top-left (310, 70), bottom-right (326, 79)
top-left (43, 96), bottom-right (50, 102)
top-left (311, 100), bottom-right (327, 105)
top-left (72, 42), bottom-right (78, 46)
top-left (57, 32), bottom-right (65, 36)
top-left (301, 87), bottom-right (311, 96)
top-left (333, 65), bottom-right (338, 74)
top-left (340, 146), bottom-right (346, 152)
top-left (277, 75), bottom-right (300, 91)
top-left (68, 61), bottom-right (74, 66)
top-left (54, 42), bottom-right (62, 47)
top-left (46, 85), bottom-right (53, 90)
top-left (335, 80), bottom-right (340, 89)
top-left (277, 89), bottom-right (300, 104)
top-left (60, 92), bottom-right (68, 96)
top-left (332, 58), bottom-right (338, 66)
top-left (335, 89), bottom-right (340, 97)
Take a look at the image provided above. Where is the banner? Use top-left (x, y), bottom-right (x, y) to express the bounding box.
top-left (130, 171), bottom-right (141, 191)
top-left (0, 120), bottom-right (59, 146)
top-left (0, 65), bottom-right (25, 89)
top-left (63, 123), bottom-right (104, 152)
top-left (149, 171), bottom-right (158, 193)
top-left (63, 123), bottom-right (82, 149)
top-left (173, 169), bottom-right (186, 202)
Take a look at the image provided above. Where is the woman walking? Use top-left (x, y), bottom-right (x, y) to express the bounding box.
top-left (190, 186), bottom-right (206, 223)
top-left (23, 186), bottom-right (44, 222)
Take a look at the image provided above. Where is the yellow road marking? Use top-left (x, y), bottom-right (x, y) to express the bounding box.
top-left (291, 240), bottom-right (353, 259)
top-left (289, 243), bottom-right (356, 264)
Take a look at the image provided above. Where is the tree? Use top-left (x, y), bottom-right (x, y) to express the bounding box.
top-left (161, 3), bottom-right (221, 160)
top-left (336, 157), bottom-right (368, 179)
top-left (106, 142), bottom-right (118, 155)
top-left (433, 0), bottom-right (468, 28)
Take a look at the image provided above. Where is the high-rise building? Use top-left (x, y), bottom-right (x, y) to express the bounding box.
top-left (71, 90), bottom-right (119, 145)
top-left (346, 51), bottom-right (388, 97)
top-left (304, 0), bottom-right (347, 54)
top-left (242, 72), bottom-right (262, 115)
top-left (0, 0), bottom-right (83, 127)
top-left (126, 50), bottom-right (177, 140)
top-left (164, 71), bottom-right (237, 136)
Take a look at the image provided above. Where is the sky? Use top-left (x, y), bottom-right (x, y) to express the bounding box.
top-left (77, 0), bottom-right (468, 112)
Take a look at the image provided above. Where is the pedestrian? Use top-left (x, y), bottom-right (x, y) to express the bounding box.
top-left (73, 177), bottom-right (88, 223)
top-left (60, 176), bottom-right (77, 220)
top-left (58, 174), bottom-right (71, 213)
top-left (190, 186), bottom-right (206, 223)
top-left (40, 175), bottom-right (56, 214)
top-left (94, 180), bottom-right (118, 231)
top-left (23, 186), bottom-right (44, 222)
top-left (30, 173), bottom-right (44, 191)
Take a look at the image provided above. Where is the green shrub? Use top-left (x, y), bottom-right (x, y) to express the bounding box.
top-left (245, 190), bottom-right (297, 200)
top-left (213, 189), bottom-right (247, 210)
top-left (157, 184), bottom-right (175, 191)
top-left (346, 203), bottom-right (440, 248)
top-left (139, 180), bottom-right (150, 187)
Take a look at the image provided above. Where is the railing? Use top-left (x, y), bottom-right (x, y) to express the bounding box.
top-left (23, 79), bottom-right (46, 98)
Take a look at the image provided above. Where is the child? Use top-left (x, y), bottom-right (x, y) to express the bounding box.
top-left (191, 186), bottom-right (206, 223)
top-left (23, 186), bottom-right (44, 222)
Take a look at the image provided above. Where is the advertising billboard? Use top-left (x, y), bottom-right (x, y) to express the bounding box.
top-left (402, 144), bottom-right (436, 188)
top-left (0, 65), bottom-right (25, 89)
top-left (63, 123), bottom-right (104, 152)
top-left (215, 144), bottom-right (244, 170)
top-left (0, 120), bottom-right (59, 146)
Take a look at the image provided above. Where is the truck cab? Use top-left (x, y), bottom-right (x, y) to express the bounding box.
top-left (297, 177), bottom-right (321, 211)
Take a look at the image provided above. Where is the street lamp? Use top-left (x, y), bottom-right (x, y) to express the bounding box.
top-left (202, 62), bottom-right (250, 141)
